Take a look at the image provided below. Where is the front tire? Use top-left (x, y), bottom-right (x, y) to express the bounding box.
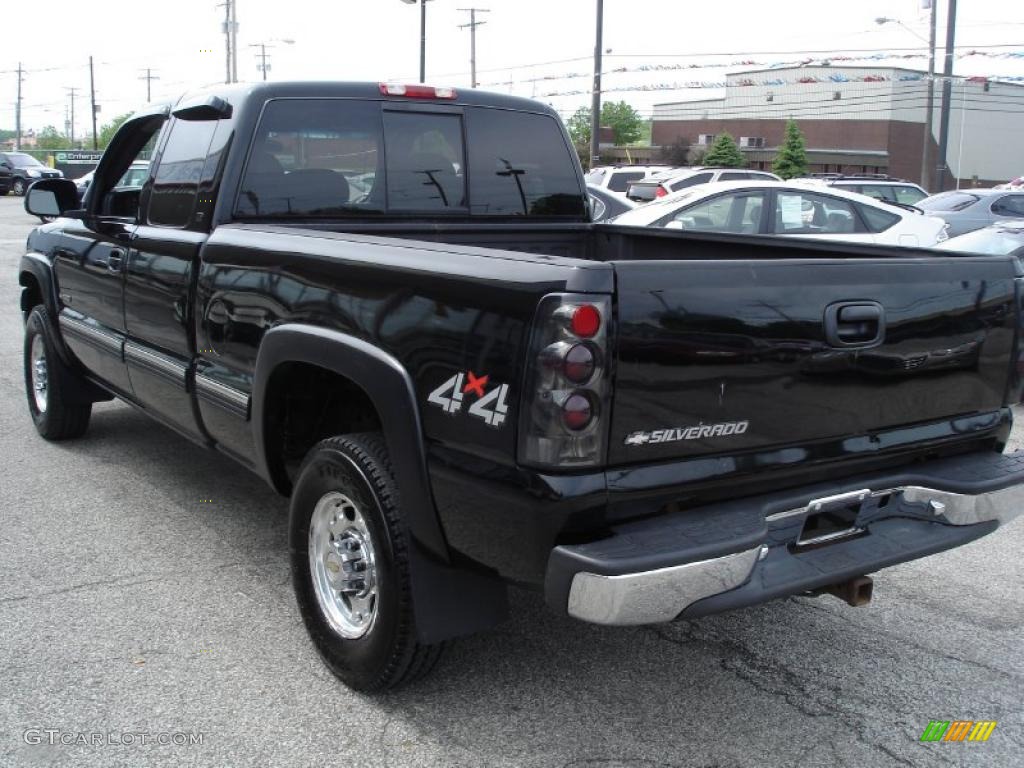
top-left (289, 433), bottom-right (443, 691)
top-left (23, 306), bottom-right (92, 440)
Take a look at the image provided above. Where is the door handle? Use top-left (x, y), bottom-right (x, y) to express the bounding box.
top-left (825, 302), bottom-right (885, 347)
top-left (107, 248), bottom-right (125, 273)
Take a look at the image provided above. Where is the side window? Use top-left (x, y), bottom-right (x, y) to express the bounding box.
top-left (383, 111), bottom-right (466, 210)
top-left (858, 204), bottom-right (900, 233)
top-left (670, 172), bottom-right (713, 191)
top-left (237, 99), bottom-right (382, 217)
top-left (894, 186), bottom-right (926, 205)
top-left (993, 195), bottom-right (1024, 217)
top-left (148, 119), bottom-right (217, 227)
top-left (466, 108), bottom-right (586, 217)
top-left (774, 191), bottom-right (858, 234)
top-left (607, 171), bottom-right (644, 193)
top-left (664, 192), bottom-right (765, 233)
top-left (718, 172), bottom-right (749, 181)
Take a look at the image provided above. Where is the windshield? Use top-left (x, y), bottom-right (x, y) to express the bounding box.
top-left (7, 153), bottom-right (42, 167)
top-left (919, 191), bottom-right (979, 212)
top-left (937, 226), bottom-right (1024, 255)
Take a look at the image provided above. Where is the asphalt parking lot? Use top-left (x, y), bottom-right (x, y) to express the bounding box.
top-left (0, 194), bottom-right (1021, 768)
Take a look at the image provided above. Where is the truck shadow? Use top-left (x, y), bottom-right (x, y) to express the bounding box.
top-left (64, 402), bottom-right (984, 767)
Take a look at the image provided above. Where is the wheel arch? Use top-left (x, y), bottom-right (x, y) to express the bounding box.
top-left (252, 323), bottom-right (509, 643)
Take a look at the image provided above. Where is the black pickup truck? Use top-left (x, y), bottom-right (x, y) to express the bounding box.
top-left (19, 82), bottom-right (1024, 691)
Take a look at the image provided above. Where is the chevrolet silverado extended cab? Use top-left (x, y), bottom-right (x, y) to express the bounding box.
top-left (19, 82), bottom-right (1024, 691)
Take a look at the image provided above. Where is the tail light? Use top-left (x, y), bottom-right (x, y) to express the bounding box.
top-left (655, 185), bottom-right (668, 198)
top-left (379, 83), bottom-right (457, 99)
top-left (519, 294), bottom-right (611, 468)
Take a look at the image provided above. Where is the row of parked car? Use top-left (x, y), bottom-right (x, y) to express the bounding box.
top-left (584, 164), bottom-right (1024, 258)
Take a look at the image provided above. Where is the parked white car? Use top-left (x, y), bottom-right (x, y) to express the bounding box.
top-left (609, 181), bottom-right (949, 247)
top-left (584, 165), bottom-right (678, 198)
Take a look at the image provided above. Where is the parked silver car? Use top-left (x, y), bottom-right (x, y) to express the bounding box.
top-left (934, 219), bottom-right (1024, 257)
top-left (918, 188), bottom-right (1024, 237)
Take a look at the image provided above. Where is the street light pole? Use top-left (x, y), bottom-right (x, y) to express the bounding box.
top-left (400, 0), bottom-right (429, 83)
top-left (589, 0), bottom-right (604, 170)
top-left (922, 0), bottom-right (937, 190)
top-left (874, 12), bottom-right (936, 189)
top-left (936, 0), bottom-right (958, 191)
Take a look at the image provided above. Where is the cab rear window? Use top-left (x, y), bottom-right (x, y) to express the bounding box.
top-left (235, 98), bottom-right (584, 219)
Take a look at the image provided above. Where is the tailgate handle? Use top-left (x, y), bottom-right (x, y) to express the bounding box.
top-left (825, 302), bottom-right (885, 347)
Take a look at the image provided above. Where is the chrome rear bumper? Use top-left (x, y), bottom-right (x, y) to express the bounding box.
top-left (560, 478), bottom-right (1024, 626)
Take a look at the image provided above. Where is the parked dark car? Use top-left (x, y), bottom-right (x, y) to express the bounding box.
top-left (0, 151), bottom-right (64, 196)
top-left (19, 81), bottom-right (1024, 693)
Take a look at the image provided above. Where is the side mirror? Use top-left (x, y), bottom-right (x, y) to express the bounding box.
top-left (25, 178), bottom-right (80, 218)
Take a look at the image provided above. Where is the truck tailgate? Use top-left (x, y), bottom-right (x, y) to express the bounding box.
top-left (609, 256), bottom-right (1018, 465)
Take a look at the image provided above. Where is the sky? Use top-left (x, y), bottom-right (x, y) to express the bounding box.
top-left (2, 0), bottom-right (1022, 136)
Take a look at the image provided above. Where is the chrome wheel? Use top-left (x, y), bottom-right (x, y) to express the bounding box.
top-left (30, 334), bottom-right (48, 414)
top-left (309, 491), bottom-right (378, 639)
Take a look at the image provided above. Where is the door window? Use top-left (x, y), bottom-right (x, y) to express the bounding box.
top-left (664, 191), bottom-right (766, 233)
top-left (149, 119), bottom-right (218, 227)
top-left (718, 172), bottom-right (749, 181)
top-left (669, 172), bottom-right (713, 191)
top-left (773, 191), bottom-right (859, 235)
top-left (855, 184), bottom-right (895, 202)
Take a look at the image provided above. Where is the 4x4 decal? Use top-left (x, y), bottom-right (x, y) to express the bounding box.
top-left (428, 370), bottom-right (510, 428)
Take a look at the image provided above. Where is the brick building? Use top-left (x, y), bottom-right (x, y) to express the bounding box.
top-left (651, 65), bottom-right (1024, 190)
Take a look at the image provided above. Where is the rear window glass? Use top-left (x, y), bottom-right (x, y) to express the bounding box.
top-left (384, 111), bottom-right (466, 211)
top-left (893, 186), bottom-right (926, 204)
top-left (858, 204), bottom-right (900, 232)
top-left (919, 191), bottom-right (979, 212)
top-left (236, 99), bottom-right (583, 218)
top-left (607, 171), bottom-right (644, 192)
top-left (466, 109), bottom-right (585, 216)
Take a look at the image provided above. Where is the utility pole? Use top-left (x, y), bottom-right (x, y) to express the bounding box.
top-left (65, 87), bottom-right (78, 146)
top-left (223, 0), bottom-right (232, 83)
top-left (139, 68), bottom-right (160, 102)
top-left (589, 0), bottom-right (604, 170)
top-left (230, 0), bottom-right (238, 83)
top-left (457, 8), bottom-right (489, 88)
top-left (255, 44), bottom-right (269, 80)
top-left (89, 56), bottom-right (98, 150)
top-left (15, 62), bottom-right (24, 150)
top-left (921, 0), bottom-right (937, 190)
top-left (936, 0), bottom-right (957, 191)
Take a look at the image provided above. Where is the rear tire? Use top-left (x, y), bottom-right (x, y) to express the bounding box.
top-left (23, 306), bottom-right (92, 440)
top-left (12, 178), bottom-right (26, 196)
top-left (289, 432), bottom-right (444, 691)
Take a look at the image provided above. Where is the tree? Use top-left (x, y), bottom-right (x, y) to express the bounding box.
top-left (565, 101), bottom-right (645, 148)
top-left (567, 106), bottom-right (591, 147)
top-left (97, 112), bottom-right (133, 149)
top-left (702, 132), bottom-right (746, 168)
top-left (34, 126), bottom-right (72, 151)
top-left (601, 101), bottom-right (644, 145)
top-left (773, 119), bottom-right (808, 179)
